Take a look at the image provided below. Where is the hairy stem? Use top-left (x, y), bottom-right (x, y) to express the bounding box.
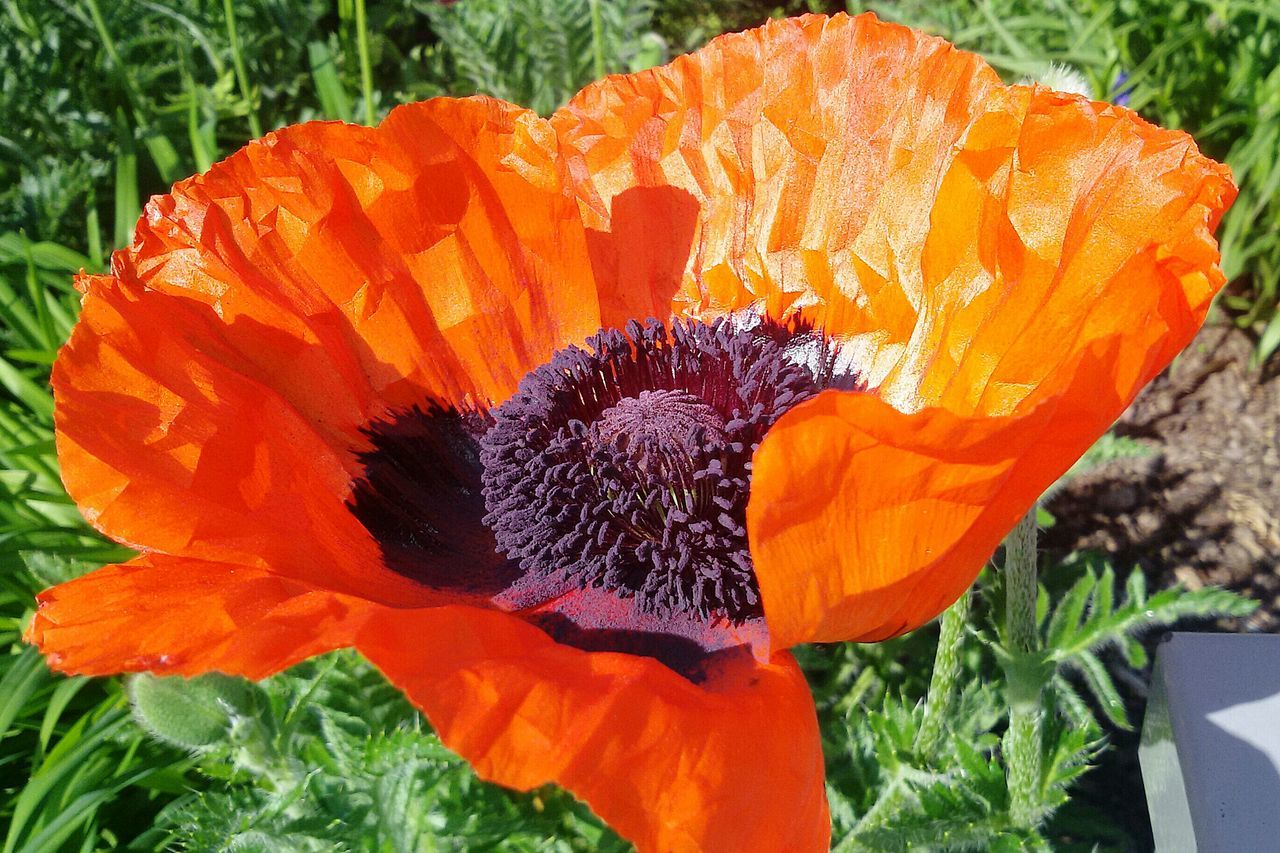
top-left (915, 588), bottom-right (971, 761)
top-left (1002, 506), bottom-right (1043, 827)
top-left (1004, 508), bottom-right (1039, 654)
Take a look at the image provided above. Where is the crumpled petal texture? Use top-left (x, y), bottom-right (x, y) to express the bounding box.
top-left (358, 606), bottom-right (830, 853)
top-left (554, 12), bottom-right (1234, 648)
top-left (553, 12), bottom-right (1004, 339)
top-left (747, 85), bottom-right (1234, 648)
top-left (53, 97), bottom-right (600, 606)
top-left (25, 555), bottom-right (372, 680)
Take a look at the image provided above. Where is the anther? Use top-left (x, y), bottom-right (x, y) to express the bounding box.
top-left (479, 318), bottom-right (822, 622)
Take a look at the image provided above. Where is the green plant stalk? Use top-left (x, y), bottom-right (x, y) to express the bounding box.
top-left (223, 0), bottom-right (263, 138)
top-left (587, 0), bottom-right (607, 81)
top-left (1002, 506), bottom-right (1042, 827)
top-left (355, 0), bottom-right (375, 126)
top-left (1004, 508), bottom-right (1038, 654)
top-left (81, 0), bottom-right (141, 109)
top-left (914, 588), bottom-right (970, 761)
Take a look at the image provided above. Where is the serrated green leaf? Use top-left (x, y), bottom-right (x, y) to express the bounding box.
top-left (1046, 571), bottom-right (1095, 650)
top-left (1093, 563), bottom-right (1115, 624)
top-left (1073, 651), bottom-right (1130, 730)
top-left (1122, 636), bottom-right (1148, 670)
top-left (1124, 566), bottom-right (1147, 605)
top-left (1050, 675), bottom-right (1095, 730)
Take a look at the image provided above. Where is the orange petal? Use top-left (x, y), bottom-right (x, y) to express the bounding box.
top-left (746, 77), bottom-right (1233, 651)
top-left (748, 391), bottom-right (1052, 648)
top-left (123, 97), bottom-right (600, 421)
top-left (26, 555), bottom-right (371, 679)
top-left (358, 607), bottom-right (829, 852)
top-left (552, 12), bottom-right (1002, 326)
top-left (881, 86), bottom-right (1235, 415)
top-left (57, 97), bottom-right (601, 601)
top-left (53, 273), bottom-right (408, 602)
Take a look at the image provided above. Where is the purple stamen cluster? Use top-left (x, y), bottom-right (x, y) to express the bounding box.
top-left (480, 318), bottom-right (820, 622)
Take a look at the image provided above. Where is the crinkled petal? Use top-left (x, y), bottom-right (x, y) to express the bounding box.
top-left (26, 555), bottom-right (372, 679)
top-left (56, 97), bottom-right (600, 602)
top-left (747, 391), bottom-right (1051, 648)
top-left (746, 76), bottom-right (1234, 649)
top-left (358, 606), bottom-right (830, 853)
top-left (552, 12), bottom-right (1002, 329)
top-left (881, 86), bottom-right (1235, 415)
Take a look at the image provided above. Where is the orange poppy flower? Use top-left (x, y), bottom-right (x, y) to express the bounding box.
top-left (27, 12), bottom-right (1232, 852)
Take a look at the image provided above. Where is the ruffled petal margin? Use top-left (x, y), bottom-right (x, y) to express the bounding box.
top-left (25, 555), bottom-right (372, 680)
top-left (357, 607), bottom-right (830, 853)
top-left (552, 13), bottom-right (1003, 330)
top-left (746, 83), bottom-right (1234, 650)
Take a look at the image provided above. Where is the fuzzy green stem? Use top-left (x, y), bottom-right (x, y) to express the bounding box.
top-left (1004, 693), bottom-right (1042, 826)
top-left (1002, 506), bottom-right (1042, 827)
top-left (223, 0), bottom-right (263, 138)
top-left (355, 0), bottom-right (375, 126)
top-left (1004, 508), bottom-right (1039, 653)
top-left (915, 588), bottom-right (971, 761)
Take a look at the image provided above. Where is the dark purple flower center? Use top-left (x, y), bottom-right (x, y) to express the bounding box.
top-left (593, 389), bottom-right (727, 456)
top-left (480, 319), bottom-right (820, 623)
top-left (347, 316), bottom-right (859, 677)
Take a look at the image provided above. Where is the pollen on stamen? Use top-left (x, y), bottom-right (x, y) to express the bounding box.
top-left (480, 318), bottom-right (822, 623)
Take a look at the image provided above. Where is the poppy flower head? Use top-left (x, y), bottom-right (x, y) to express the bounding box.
top-left (26, 11), bottom-right (1235, 853)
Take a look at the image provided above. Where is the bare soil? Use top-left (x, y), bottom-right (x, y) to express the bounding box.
top-left (1045, 319), bottom-right (1280, 631)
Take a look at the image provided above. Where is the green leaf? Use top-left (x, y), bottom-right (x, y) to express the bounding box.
top-left (113, 111), bottom-right (140, 249)
top-left (0, 647), bottom-right (49, 743)
top-left (0, 355), bottom-right (53, 421)
top-left (3, 704), bottom-right (132, 853)
top-left (1047, 562), bottom-right (1256, 663)
top-left (1073, 650), bottom-right (1130, 730)
top-left (38, 677), bottom-right (90, 754)
top-left (307, 41), bottom-right (351, 122)
top-left (1045, 571), bottom-right (1094, 650)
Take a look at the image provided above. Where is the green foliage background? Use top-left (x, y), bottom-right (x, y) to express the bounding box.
top-left (0, 1), bottom-right (1272, 850)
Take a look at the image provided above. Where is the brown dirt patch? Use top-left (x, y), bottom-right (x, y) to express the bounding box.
top-left (1044, 319), bottom-right (1280, 631)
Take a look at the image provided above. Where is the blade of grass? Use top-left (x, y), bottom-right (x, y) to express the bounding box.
top-left (308, 40), bottom-right (353, 122)
top-left (39, 678), bottom-right (91, 756)
top-left (587, 0), bottom-right (606, 80)
top-left (0, 647), bottom-right (48, 743)
top-left (0, 272), bottom-right (44, 349)
top-left (85, 189), bottom-right (104, 272)
top-left (81, 0), bottom-right (181, 182)
top-left (185, 81), bottom-right (215, 173)
top-left (222, 0), bottom-right (263, 137)
top-left (21, 245), bottom-right (56, 350)
top-left (0, 356), bottom-right (54, 422)
top-left (2, 704), bottom-right (131, 853)
top-left (354, 0), bottom-right (375, 125)
top-left (113, 112), bottom-right (139, 249)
